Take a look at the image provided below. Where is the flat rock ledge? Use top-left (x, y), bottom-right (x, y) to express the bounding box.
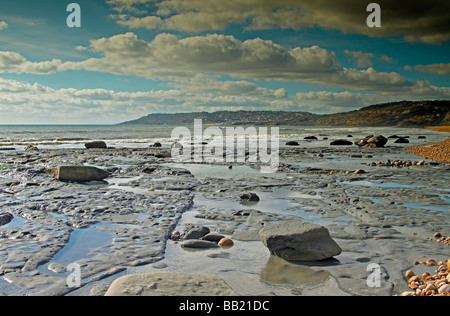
top-left (45, 166), bottom-right (109, 182)
top-left (259, 221), bottom-right (342, 262)
top-left (105, 272), bottom-right (239, 296)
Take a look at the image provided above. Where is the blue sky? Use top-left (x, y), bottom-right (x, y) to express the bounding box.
top-left (0, 0), bottom-right (449, 124)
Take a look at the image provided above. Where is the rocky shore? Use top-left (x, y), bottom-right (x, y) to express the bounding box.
top-left (0, 133), bottom-right (449, 296)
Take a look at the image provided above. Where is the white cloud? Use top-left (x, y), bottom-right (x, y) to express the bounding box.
top-left (168, 75), bottom-right (287, 99)
top-left (109, 0), bottom-right (450, 44)
top-left (1, 76), bottom-right (448, 124)
top-left (1, 31), bottom-right (448, 123)
top-left (0, 78), bottom-right (288, 124)
top-left (61, 32), bottom-right (416, 94)
top-left (344, 50), bottom-right (374, 68)
top-left (55, 32), bottom-right (450, 102)
top-left (75, 46), bottom-right (88, 51)
top-left (1, 32), bottom-right (443, 99)
top-left (292, 91), bottom-right (398, 113)
top-left (0, 51), bottom-right (62, 74)
top-left (380, 55), bottom-right (397, 64)
top-left (0, 21), bottom-right (8, 31)
top-left (405, 63), bottom-right (450, 76)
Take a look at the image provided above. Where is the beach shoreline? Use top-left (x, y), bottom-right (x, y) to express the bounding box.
top-left (407, 138), bottom-right (450, 163)
top-left (0, 129), bottom-right (449, 296)
top-left (428, 126), bottom-right (450, 133)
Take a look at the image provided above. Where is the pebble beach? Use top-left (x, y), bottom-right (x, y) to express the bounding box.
top-left (407, 138), bottom-right (450, 163)
top-left (0, 125), bottom-right (449, 296)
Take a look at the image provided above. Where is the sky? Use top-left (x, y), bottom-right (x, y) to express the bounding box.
top-left (0, 0), bottom-right (449, 124)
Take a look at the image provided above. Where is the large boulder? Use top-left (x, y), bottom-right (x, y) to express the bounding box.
top-left (355, 135), bottom-right (388, 148)
top-left (259, 221), bottom-right (342, 261)
top-left (354, 135), bottom-right (372, 146)
top-left (46, 166), bottom-right (109, 182)
top-left (366, 135), bottom-right (388, 147)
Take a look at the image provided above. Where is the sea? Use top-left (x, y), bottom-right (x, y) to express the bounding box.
top-left (0, 124), bottom-right (447, 151)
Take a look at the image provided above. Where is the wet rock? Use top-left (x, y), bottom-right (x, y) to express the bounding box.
top-left (201, 232), bottom-right (226, 242)
top-left (48, 262), bottom-right (67, 274)
top-left (355, 136), bottom-right (372, 146)
top-left (330, 139), bottom-right (353, 146)
top-left (286, 141), bottom-right (299, 146)
top-left (259, 221), bottom-right (342, 261)
top-left (181, 240), bottom-right (219, 249)
top-left (150, 142), bottom-right (162, 148)
top-left (355, 135), bottom-right (388, 147)
top-left (170, 230), bottom-right (181, 240)
top-left (245, 210), bottom-right (275, 228)
top-left (24, 145), bottom-right (39, 152)
top-left (394, 137), bottom-right (409, 144)
top-left (142, 166), bottom-right (157, 174)
top-left (240, 192), bottom-right (260, 202)
top-left (218, 238), bottom-right (234, 248)
top-left (0, 212), bottom-right (14, 226)
top-left (45, 166), bottom-right (109, 182)
top-left (85, 141), bottom-right (107, 149)
top-left (154, 152), bottom-right (171, 158)
top-left (232, 228), bottom-right (262, 241)
top-left (366, 135), bottom-right (388, 147)
top-left (304, 136), bottom-right (318, 140)
top-left (183, 226), bottom-right (210, 240)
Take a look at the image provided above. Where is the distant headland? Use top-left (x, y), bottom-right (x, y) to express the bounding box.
top-left (119, 100), bottom-right (449, 128)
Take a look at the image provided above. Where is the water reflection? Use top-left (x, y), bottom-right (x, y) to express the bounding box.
top-left (260, 255), bottom-right (330, 287)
